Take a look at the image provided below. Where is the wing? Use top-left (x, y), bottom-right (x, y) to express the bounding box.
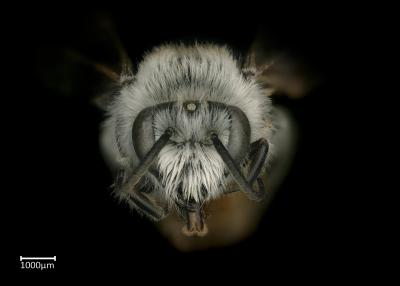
top-left (35, 12), bottom-right (132, 110)
top-left (243, 29), bottom-right (320, 98)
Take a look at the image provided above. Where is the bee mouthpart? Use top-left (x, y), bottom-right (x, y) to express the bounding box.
top-left (182, 214), bottom-right (208, 237)
top-left (181, 203), bottom-right (208, 237)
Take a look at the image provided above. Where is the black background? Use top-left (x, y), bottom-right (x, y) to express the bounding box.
top-left (4, 3), bottom-right (375, 279)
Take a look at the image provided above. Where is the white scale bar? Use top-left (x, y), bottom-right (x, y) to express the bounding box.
top-left (20, 256), bottom-right (56, 261)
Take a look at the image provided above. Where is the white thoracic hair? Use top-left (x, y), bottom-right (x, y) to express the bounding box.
top-left (100, 43), bottom-right (276, 204)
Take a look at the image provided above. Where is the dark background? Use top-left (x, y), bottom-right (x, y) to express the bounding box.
top-left (4, 4), bottom-right (374, 278)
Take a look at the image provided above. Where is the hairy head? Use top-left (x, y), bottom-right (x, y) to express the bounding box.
top-left (101, 43), bottom-right (275, 220)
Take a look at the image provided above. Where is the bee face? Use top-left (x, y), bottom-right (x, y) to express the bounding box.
top-left (131, 100), bottom-right (252, 204)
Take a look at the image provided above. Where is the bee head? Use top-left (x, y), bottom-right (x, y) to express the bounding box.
top-left (106, 44), bottom-right (272, 232)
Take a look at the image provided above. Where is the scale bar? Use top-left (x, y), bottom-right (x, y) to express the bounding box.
top-left (20, 256), bottom-right (56, 261)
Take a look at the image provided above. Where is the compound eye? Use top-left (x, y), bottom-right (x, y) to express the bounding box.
top-left (209, 102), bottom-right (251, 165)
top-left (132, 107), bottom-right (156, 160)
top-left (132, 102), bottom-right (175, 160)
top-left (226, 106), bottom-right (251, 165)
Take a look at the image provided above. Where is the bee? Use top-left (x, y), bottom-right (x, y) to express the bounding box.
top-left (38, 13), bottom-right (315, 250)
top-left (100, 43), bottom-right (277, 236)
